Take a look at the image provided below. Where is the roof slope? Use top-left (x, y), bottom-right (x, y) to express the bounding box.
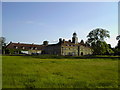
top-left (6, 42), bottom-right (45, 50)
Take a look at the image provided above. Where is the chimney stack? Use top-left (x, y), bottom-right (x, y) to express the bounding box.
top-left (59, 38), bottom-right (62, 43)
top-left (63, 39), bottom-right (65, 43)
top-left (43, 41), bottom-right (48, 45)
top-left (68, 40), bottom-right (71, 42)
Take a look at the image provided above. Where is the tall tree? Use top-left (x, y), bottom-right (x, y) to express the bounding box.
top-left (0, 37), bottom-right (6, 54)
top-left (115, 35), bottom-right (120, 55)
top-left (0, 37), bottom-right (6, 46)
top-left (87, 28), bottom-right (113, 55)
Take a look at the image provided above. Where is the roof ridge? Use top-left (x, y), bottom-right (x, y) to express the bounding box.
top-left (11, 42), bottom-right (41, 45)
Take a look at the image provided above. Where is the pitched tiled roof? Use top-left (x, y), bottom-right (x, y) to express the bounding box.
top-left (6, 42), bottom-right (45, 50)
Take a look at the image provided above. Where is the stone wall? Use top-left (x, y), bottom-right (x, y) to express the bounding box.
top-left (44, 44), bottom-right (61, 55)
top-left (61, 45), bottom-right (78, 56)
top-left (61, 44), bottom-right (93, 56)
top-left (79, 45), bottom-right (93, 56)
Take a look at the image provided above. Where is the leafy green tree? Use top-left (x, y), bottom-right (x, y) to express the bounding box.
top-left (115, 35), bottom-right (120, 55)
top-left (87, 28), bottom-right (113, 55)
top-left (93, 41), bottom-right (113, 55)
top-left (0, 37), bottom-right (6, 54)
top-left (0, 37), bottom-right (6, 46)
top-left (87, 28), bottom-right (110, 45)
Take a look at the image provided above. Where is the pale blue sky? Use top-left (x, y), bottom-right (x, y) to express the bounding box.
top-left (2, 2), bottom-right (118, 47)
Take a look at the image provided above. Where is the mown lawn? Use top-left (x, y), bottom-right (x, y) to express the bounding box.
top-left (2, 56), bottom-right (118, 88)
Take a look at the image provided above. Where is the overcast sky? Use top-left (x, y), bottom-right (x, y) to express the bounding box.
top-left (2, 2), bottom-right (118, 47)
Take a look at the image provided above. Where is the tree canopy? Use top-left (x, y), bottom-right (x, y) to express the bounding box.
top-left (87, 28), bottom-right (110, 45)
top-left (86, 28), bottom-right (113, 55)
top-left (115, 35), bottom-right (120, 55)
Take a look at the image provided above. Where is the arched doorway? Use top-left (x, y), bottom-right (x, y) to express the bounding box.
top-left (81, 52), bottom-right (83, 56)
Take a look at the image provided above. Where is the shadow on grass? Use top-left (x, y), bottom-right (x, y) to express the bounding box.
top-left (18, 54), bottom-right (120, 60)
top-left (4, 54), bottom-right (120, 60)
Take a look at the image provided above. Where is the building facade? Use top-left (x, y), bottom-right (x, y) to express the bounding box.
top-left (6, 33), bottom-right (93, 56)
top-left (5, 42), bottom-right (45, 55)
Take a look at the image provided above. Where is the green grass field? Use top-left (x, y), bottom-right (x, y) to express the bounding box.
top-left (2, 56), bottom-right (118, 88)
